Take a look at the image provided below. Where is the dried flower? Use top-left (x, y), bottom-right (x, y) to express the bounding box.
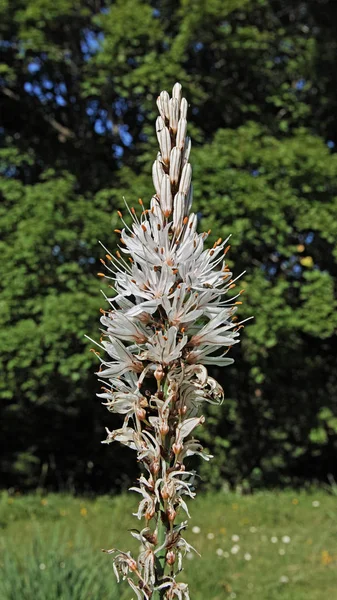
top-left (90, 83), bottom-right (248, 599)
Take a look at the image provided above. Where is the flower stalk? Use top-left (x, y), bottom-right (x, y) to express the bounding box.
top-left (90, 83), bottom-right (247, 599)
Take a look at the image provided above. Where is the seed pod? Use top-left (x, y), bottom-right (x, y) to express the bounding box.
top-left (169, 97), bottom-right (179, 134)
top-left (167, 506), bottom-right (177, 522)
top-left (156, 116), bottom-right (171, 165)
top-left (179, 163), bottom-right (192, 195)
top-left (172, 82), bottom-right (182, 105)
top-left (166, 551), bottom-right (176, 566)
top-left (180, 97), bottom-right (188, 119)
top-left (176, 118), bottom-right (187, 149)
top-left (169, 147), bottom-right (182, 186)
top-left (152, 159), bottom-right (165, 195)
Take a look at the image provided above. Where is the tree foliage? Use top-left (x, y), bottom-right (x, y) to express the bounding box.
top-left (1, 0), bottom-right (337, 490)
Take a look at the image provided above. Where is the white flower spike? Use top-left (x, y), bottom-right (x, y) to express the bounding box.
top-left (91, 83), bottom-right (249, 599)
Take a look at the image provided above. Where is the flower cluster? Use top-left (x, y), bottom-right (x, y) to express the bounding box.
top-left (90, 83), bottom-right (246, 599)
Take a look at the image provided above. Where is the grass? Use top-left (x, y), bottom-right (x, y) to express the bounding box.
top-left (0, 489), bottom-right (336, 599)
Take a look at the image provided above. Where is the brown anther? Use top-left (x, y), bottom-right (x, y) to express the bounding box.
top-left (141, 224), bottom-right (147, 232)
top-left (131, 207), bottom-right (136, 214)
top-left (97, 272), bottom-right (105, 277)
top-left (240, 289), bottom-right (245, 294)
top-left (116, 251), bottom-right (121, 259)
top-left (128, 257), bottom-right (133, 263)
top-left (229, 283), bottom-right (236, 289)
top-left (183, 216), bottom-right (188, 225)
top-left (120, 238), bottom-right (126, 245)
top-left (131, 279), bottom-right (137, 284)
top-left (117, 211), bottom-right (123, 218)
top-left (224, 245), bottom-right (231, 255)
top-left (138, 198), bottom-right (144, 205)
top-left (114, 229), bottom-right (122, 234)
top-left (106, 254), bottom-right (112, 260)
top-left (157, 224), bottom-right (161, 230)
top-left (208, 229), bottom-right (211, 235)
top-left (210, 249), bottom-right (215, 256)
top-left (100, 258), bottom-right (106, 265)
top-left (180, 327), bottom-right (185, 333)
top-left (235, 301), bottom-right (242, 305)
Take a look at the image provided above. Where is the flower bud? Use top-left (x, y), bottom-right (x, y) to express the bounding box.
top-left (176, 118), bottom-right (187, 149)
top-left (154, 365), bottom-right (165, 382)
top-left (172, 82), bottom-right (182, 105)
top-left (160, 174), bottom-right (172, 217)
top-left (179, 163), bottom-right (192, 195)
top-left (156, 117), bottom-right (171, 165)
top-left (169, 147), bottom-right (181, 186)
top-left (157, 90), bottom-right (170, 120)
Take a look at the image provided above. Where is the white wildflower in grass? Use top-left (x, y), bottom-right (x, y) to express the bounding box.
top-left (281, 535), bottom-right (291, 544)
top-left (231, 545), bottom-right (240, 555)
top-left (312, 500), bottom-right (320, 507)
top-left (271, 536), bottom-right (278, 543)
top-left (244, 553), bottom-right (252, 561)
top-left (89, 83), bottom-right (248, 600)
top-left (191, 526), bottom-right (201, 534)
top-left (231, 534), bottom-right (240, 542)
top-left (207, 532), bottom-right (215, 540)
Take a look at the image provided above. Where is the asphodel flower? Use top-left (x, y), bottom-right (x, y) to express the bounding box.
top-left (89, 83), bottom-right (247, 599)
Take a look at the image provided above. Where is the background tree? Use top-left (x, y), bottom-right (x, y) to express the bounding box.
top-left (1, 0), bottom-right (337, 491)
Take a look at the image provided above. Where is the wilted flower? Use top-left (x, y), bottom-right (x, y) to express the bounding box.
top-left (92, 83), bottom-right (248, 599)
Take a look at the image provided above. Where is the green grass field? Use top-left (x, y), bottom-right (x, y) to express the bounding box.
top-left (0, 489), bottom-right (336, 599)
